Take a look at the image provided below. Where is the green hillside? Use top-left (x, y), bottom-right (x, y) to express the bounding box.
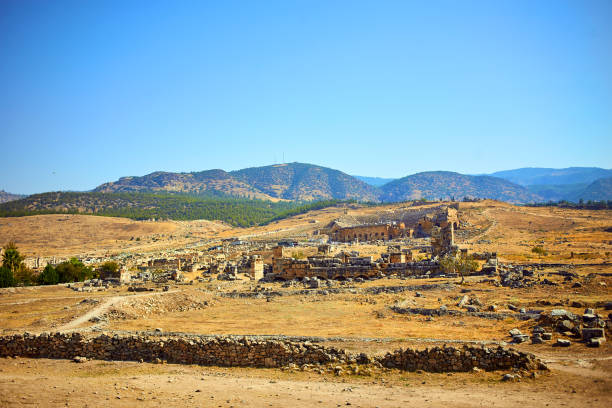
top-left (572, 177), bottom-right (612, 201)
top-left (0, 192), bottom-right (340, 227)
top-left (94, 163), bottom-right (380, 202)
top-left (230, 163), bottom-right (380, 201)
top-left (379, 171), bottom-right (540, 203)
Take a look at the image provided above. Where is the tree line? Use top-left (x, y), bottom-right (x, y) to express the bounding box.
top-left (526, 200), bottom-right (612, 210)
top-left (0, 241), bottom-right (119, 288)
top-left (0, 192), bottom-right (342, 227)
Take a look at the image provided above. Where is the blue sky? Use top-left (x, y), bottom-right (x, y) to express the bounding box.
top-left (1, 0), bottom-right (611, 194)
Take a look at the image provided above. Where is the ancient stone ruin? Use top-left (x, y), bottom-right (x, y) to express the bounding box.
top-left (0, 332), bottom-right (546, 373)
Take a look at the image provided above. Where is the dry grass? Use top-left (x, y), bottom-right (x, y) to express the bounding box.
top-left (458, 201), bottom-right (612, 263)
top-left (0, 214), bottom-right (180, 257)
top-left (1, 200), bottom-right (611, 406)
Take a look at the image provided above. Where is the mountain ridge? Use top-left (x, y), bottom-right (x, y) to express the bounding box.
top-left (490, 167), bottom-right (612, 186)
top-left (379, 171), bottom-right (541, 204)
top-left (93, 164), bottom-right (545, 204)
top-left (95, 163), bottom-right (381, 202)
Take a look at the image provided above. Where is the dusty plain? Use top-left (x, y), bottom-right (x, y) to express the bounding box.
top-left (0, 200), bottom-right (611, 407)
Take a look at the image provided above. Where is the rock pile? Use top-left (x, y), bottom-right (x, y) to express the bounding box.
top-left (536, 308), bottom-right (608, 347)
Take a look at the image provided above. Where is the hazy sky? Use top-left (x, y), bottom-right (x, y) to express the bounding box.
top-left (1, 0), bottom-right (611, 194)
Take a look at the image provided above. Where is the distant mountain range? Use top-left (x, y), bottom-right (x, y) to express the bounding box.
top-left (379, 171), bottom-right (540, 203)
top-left (3, 165), bottom-right (610, 213)
top-left (489, 167), bottom-right (612, 186)
top-left (93, 163), bottom-right (543, 204)
top-left (353, 176), bottom-right (396, 187)
top-left (487, 167), bottom-right (612, 202)
top-left (359, 167), bottom-right (612, 202)
top-left (95, 163), bottom-right (380, 202)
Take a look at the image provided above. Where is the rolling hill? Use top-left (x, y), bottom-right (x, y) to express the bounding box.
top-left (11, 165), bottom-right (607, 218)
top-left (571, 177), bottom-right (612, 202)
top-left (0, 191), bottom-right (340, 227)
top-left (95, 163), bottom-right (380, 202)
top-left (230, 163), bottom-right (380, 201)
top-left (94, 169), bottom-right (276, 200)
top-left (379, 171), bottom-right (540, 203)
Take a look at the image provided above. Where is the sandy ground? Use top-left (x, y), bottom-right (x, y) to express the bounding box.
top-left (0, 357), bottom-right (610, 408)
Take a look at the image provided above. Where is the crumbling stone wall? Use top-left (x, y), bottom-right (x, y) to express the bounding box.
top-left (380, 345), bottom-right (544, 372)
top-left (331, 223), bottom-right (411, 242)
top-left (0, 332), bottom-right (545, 372)
top-left (0, 333), bottom-right (348, 368)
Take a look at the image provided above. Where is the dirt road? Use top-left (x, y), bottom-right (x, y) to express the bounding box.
top-left (56, 291), bottom-right (174, 332)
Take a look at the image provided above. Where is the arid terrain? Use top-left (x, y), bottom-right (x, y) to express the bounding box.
top-left (0, 200), bottom-right (611, 407)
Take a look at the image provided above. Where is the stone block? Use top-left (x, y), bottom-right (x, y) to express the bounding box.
top-left (555, 339), bottom-right (571, 347)
top-left (587, 337), bottom-right (605, 348)
top-left (558, 320), bottom-right (574, 332)
top-left (581, 328), bottom-right (605, 341)
top-left (509, 328), bottom-right (522, 337)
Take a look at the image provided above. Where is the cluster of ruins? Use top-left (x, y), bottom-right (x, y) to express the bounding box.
top-left (17, 205), bottom-right (489, 289)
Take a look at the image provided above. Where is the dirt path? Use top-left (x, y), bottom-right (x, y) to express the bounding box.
top-left (56, 291), bottom-right (174, 332)
top-left (536, 354), bottom-right (612, 380)
top-left (464, 208), bottom-right (497, 243)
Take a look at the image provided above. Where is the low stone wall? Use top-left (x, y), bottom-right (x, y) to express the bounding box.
top-left (391, 306), bottom-right (539, 321)
top-left (222, 283), bottom-right (456, 299)
top-left (0, 333), bottom-right (351, 368)
top-left (0, 332), bottom-right (545, 372)
top-left (380, 345), bottom-right (545, 372)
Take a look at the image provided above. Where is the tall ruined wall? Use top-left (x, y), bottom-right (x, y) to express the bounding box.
top-left (0, 332), bottom-right (545, 373)
top-left (332, 224), bottom-right (409, 242)
top-left (338, 205), bottom-right (450, 227)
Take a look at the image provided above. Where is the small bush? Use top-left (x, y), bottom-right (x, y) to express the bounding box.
top-left (38, 264), bottom-right (59, 285)
top-left (531, 246), bottom-right (547, 256)
top-left (0, 266), bottom-right (14, 288)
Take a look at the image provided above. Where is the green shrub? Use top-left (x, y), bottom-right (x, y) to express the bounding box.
top-left (0, 266), bottom-right (14, 288)
top-left (38, 264), bottom-right (59, 285)
top-left (531, 246), bottom-right (547, 256)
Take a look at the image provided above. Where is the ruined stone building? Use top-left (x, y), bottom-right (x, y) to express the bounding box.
top-left (148, 258), bottom-right (181, 271)
top-left (99, 266), bottom-right (131, 283)
top-left (414, 207), bottom-right (459, 238)
top-left (431, 223), bottom-right (456, 257)
top-left (240, 255), bottom-right (264, 280)
top-left (322, 206), bottom-right (459, 243)
top-left (326, 221), bottom-right (412, 242)
top-left (268, 245), bottom-right (441, 281)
